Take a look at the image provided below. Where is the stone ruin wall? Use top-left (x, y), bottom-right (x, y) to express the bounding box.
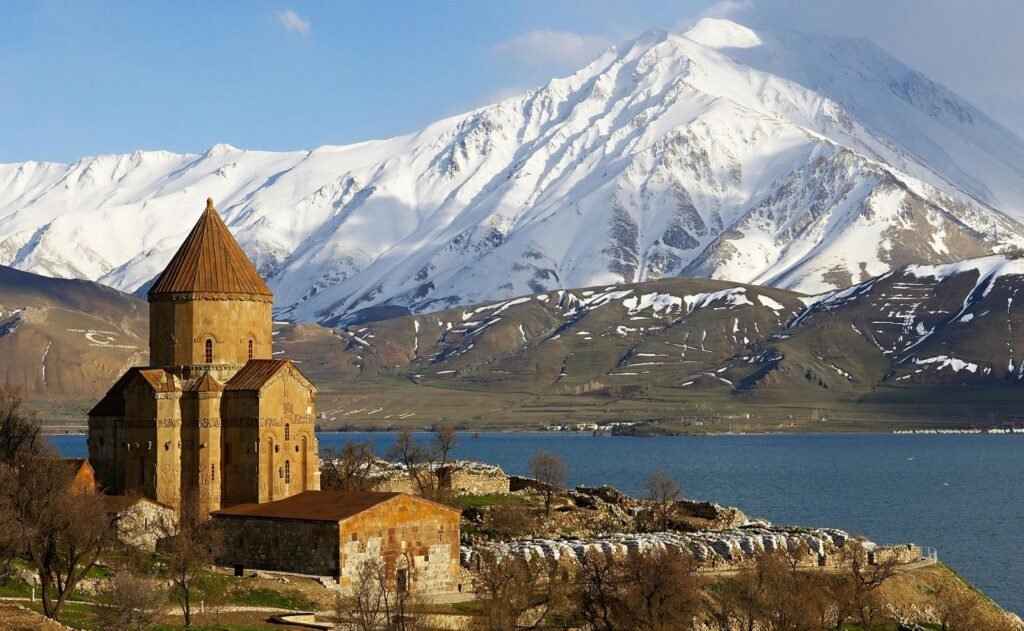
top-left (371, 461), bottom-right (510, 496)
top-left (870, 543), bottom-right (921, 566)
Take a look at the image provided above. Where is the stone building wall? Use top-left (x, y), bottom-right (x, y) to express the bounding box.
top-left (338, 495), bottom-right (461, 595)
top-left (214, 494), bottom-right (461, 595)
top-left (148, 297), bottom-right (272, 367)
top-left (216, 517), bottom-right (340, 577)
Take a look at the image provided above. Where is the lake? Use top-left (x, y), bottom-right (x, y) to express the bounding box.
top-left (49, 431), bottom-right (1023, 614)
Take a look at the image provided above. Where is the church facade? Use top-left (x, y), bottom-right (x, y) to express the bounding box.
top-left (88, 198), bottom-right (320, 516)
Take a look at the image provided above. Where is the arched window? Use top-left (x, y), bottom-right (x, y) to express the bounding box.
top-left (284, 460), bottom-right (291, 485)
top-left (248, 339), bottom-right (254, 360)
top-left (284, 423), bottom-right (290, 441)
top-left (205, 339), bottom-right (213, 363)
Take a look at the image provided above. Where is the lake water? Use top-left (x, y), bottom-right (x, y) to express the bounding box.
top-left (49, 431), bottom-right (1023, 614)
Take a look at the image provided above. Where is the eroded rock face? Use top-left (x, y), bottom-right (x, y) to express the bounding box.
top-left (463, 526), bottom-right (857, 572)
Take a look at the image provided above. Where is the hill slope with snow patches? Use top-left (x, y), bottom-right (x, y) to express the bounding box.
top-left (3, 19), bottom-right (1024, 324)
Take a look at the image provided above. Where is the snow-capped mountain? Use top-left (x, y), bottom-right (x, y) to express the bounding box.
top-left (4, 18), bottom-right (1024, 324)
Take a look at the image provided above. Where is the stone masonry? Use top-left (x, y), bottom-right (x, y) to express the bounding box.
top-left (214, 491), bottom-right (462, 595)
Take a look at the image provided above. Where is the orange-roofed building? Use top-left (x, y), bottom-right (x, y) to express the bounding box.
top-left (87, 199), bottom-right (320, 517)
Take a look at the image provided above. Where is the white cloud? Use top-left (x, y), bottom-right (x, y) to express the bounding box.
top-left (491, 29), bottom-right (612, 69)
top-left (677, 0), bottom-right (754, 31)
top-left (700, 0), bottom-right (754, 19)
top-left (275, 9), bottom-right (310, 37)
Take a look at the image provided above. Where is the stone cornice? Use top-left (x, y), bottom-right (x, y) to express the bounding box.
top-left (149, 293), bottom-right (273, 304)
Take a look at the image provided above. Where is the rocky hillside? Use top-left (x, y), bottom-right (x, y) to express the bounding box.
top-left (3, 19), bottom-right (1024, 325)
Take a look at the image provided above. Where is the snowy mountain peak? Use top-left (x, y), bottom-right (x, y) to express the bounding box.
top-left (682, 18), bottom-right (762, 49)
top-left (2, 22), bottom-right (1024, 324)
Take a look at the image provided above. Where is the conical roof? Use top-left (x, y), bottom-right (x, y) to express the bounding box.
top-left (148, 198), bottom-right (272, 300)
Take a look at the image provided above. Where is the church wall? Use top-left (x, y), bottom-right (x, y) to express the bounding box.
top-left (221, 393), bottom-right (262, 507)
top-left (253, 373), bottom-right (319, 503)
top-left (122, 384), bottom-right (184, 504)
top-left (338, 496), bottom-right (461, 595)
top-left (179, 391), bottom-right (223, 515)
top-left (149, 298), bottom-right (272, 367)
top-left (87, 416), bottom-right (124, 493)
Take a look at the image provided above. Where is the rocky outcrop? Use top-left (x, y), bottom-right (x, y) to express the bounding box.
top-left (464, 525), bottom-right (857, 573)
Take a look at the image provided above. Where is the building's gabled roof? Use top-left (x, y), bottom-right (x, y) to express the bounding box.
top-left (88, 368), bottom-right (178, 417)
top-left (186, 372), bottom-right (224, 393)
top-left (224, 359), bottom-right (316, 393)
top-left (133, 368), bottom-right (178, 393)
top-left (148, 198), bottom-right (272, 300)
top-left (60, 459), bottom-right (96, 494)
top-left (88, 370), bottom-right (136, 417)
top-left (211, 490), bottom-right (460, 523)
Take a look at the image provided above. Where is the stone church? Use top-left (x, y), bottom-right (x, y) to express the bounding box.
top-left (88, 198), bottom-right (320, 516)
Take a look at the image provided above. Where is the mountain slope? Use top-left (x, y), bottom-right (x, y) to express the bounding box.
top-left (3, 256), bottom-right (1024, 426)
top-left (3, 19), bottom-right (1024, 324)
top-left (0, 266), bottom-right (147, 415)
top-left (270, 254), bottom-right (1024, 427)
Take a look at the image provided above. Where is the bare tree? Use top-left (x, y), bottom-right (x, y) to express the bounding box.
top-left (386, 429), bottom-right (432, 497)
top-left (96, 569), bottom-right (167, 631)
top-left (726, 558), bottom-right (769, 631)
top-left (321, 439), bottom-right (378, 491)
top-left (754, 551), bottom-right (825, 631)
top-left (644, 469), bottom-right (681, 531)
top-left (0, 455), bottom-right (113, 621)
top-left (161, 496), bottom-right (223, 627)
top-left (832, 545), bottom-right (899, 631)
top-left (429, 423), bottom-right (461, 497)
top-left (704, 580), bottom-right (743, 631)
top-left (335, 557), bottom-right (389, 631)
top-left (528, 451), bottom-right (566, 515)
top-left (334, 554), bottom-right (421, 631)
top-left (574, 547), bottom-right (702, 631)
top-left (471, 551), bottom-right (566, 631)
top-left (0, 385), bottom-right (42, 467)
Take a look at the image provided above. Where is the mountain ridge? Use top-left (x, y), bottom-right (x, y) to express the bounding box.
top-left (3, 19), bottom-right (1024, 325)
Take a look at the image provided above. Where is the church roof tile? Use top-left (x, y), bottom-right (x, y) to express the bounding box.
top-left (147, 198), bottom-right (272, 299)
top-left (225, 359), bottom-right (315, 392)
top-left (212, 490), bottom-right (460, 522)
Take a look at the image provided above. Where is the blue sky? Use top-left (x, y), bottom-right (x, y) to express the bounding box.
top-left (3, 1), bottom-right (1023, 163)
